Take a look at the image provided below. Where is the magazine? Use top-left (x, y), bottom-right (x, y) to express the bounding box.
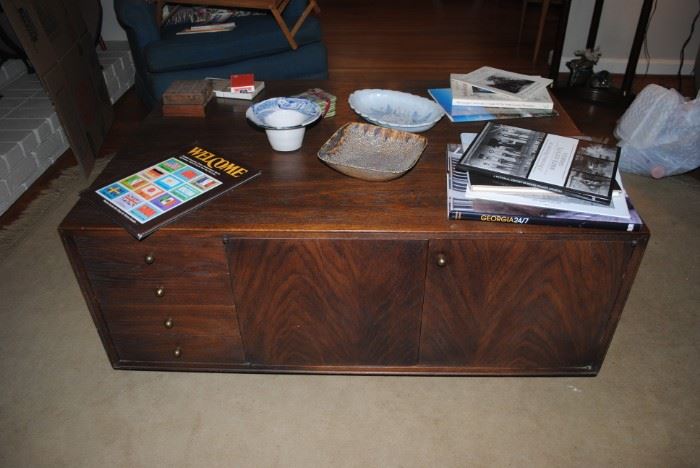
top-left (447, 143), bottom-right (642, 231)
top-left (457, 122), bottom-right (621, 205)
top-left (81, 144), bottom-right (260, 240)
top-left (428, 88), bottom-right (557, 122)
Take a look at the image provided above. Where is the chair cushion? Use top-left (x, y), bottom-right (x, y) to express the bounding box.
top-left (145, 14), bottom-right (323, 74)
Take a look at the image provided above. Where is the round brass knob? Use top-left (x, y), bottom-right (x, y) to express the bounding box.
top-left (164, 317), bottom-right (174, 329)
top-left (173, 347), bottom-right (181, 358)
top-left (155, 286), bottom-right (165, 297)
top-left (436, 253), bottom-right (447, 267)
top-left (144, 253), bottom-right (155, 265)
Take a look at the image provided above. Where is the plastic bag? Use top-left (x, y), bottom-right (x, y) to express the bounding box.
top-left (614, 84), bottom-right (700, 178)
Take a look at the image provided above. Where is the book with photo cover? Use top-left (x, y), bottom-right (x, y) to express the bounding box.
top-left (428, 88), bottom-right (557, 122)
top-left (457, 122), bottom-right (621, 205)
top-left (451, 66), bottom-right (553, 100)
top-left (446, 144), bottom-right (643, 231)
top-left (457, 134), bottom-right (630, 219)
top-left (80, 144), bottom-right (260, 240)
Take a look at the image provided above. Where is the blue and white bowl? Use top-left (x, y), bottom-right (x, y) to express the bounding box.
top-left (348, 89), bottom-right (444, 132)
top-left (246, 97), bottom-right (322, 130)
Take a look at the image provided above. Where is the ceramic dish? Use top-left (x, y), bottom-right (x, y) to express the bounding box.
top-left (348, 89), bottom-right (444, 132)
top-left (318, 122), bottom-right (428, 181)
top-left (246, 97), bottom-right (322, 130)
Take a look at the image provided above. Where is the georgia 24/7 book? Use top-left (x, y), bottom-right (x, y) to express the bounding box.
top-left (457, 122), bottom-right (621, 205)
top-left (81, 144), bottom-right (260, 240)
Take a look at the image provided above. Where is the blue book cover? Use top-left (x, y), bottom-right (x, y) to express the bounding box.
top-left (428, 88), bottom-right (557, 123)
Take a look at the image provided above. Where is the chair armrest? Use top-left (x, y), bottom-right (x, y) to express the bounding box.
top-left (113, 0), bottom-right (161, 48)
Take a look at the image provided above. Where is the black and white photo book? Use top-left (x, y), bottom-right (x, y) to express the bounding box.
top-left (456, 122), bottom-right (621, 205)
top-left (451, 66), bottom-right (552, 99)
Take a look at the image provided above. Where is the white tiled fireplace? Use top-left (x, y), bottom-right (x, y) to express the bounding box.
top-left (0, 42), bottom-right (134, 215)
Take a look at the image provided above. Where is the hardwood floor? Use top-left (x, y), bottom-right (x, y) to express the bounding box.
top-left (0, 0), bottom-right (696, 228)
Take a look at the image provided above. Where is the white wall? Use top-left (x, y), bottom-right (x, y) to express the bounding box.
top-left (99, 0), bottom-right (699, 75)
top-left (562, 0), bottom-right (700, 74)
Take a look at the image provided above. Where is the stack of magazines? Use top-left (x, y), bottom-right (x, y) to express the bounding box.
top-left (429, 66), bottom-right (557, 123)
top-left (447, 124), bottom-right (643, 231)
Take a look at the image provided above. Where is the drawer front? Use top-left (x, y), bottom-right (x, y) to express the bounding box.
top-left (90, 275), bottom-right (231, 306)
top-left (71, 231), bottom-right (228, 280)
top-left (112, 333), bottom-right (246, 364)
top-left (102, 305), bottom-right (240, 337)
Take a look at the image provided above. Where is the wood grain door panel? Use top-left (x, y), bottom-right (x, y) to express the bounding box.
top-left (227, 238), bottom-right (427, 366)
top-left (420, 238), bottom-right (634, 370)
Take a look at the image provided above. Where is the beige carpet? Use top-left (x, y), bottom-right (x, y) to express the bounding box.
top-left (0, 161), bottom-right (698, 467)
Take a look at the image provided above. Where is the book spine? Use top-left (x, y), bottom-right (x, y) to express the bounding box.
top-left (449, 208), bottom-right (639, 231)
top-left (452, 97), bottom-right (553, 110)
top-left (485, 172), bottom-right (611, 205)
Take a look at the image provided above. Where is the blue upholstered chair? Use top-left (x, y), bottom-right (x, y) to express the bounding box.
top-left (114, 0), bottom-right (328, 107)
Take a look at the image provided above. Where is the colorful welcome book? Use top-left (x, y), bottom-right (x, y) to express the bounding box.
top-left (81, 144), bottom-right (260, 240)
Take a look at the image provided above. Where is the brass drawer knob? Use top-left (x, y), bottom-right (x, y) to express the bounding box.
top-left (155, 286), bottom-right (165, 297)
top-left (144, 253), bottom-right (155, 265)
top-left (436, 253), bottom-right (447, 267)
top-left (164, 317), bottom-right (174, 329)
top-left (173, 347), bottom-right (181, 358)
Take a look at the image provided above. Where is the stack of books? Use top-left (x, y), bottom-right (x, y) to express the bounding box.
top-left (161, 80), bottom-right (213, 117)
top-left (429, 66), bottom-right (557, 123)
top-left (447, 124), bottom-right (643, 231)
top-left (210, 74), bottom-right (265, 101)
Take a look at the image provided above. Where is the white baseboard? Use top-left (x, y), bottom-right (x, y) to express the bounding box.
top-left (559, 57), bottom-right (697, 75)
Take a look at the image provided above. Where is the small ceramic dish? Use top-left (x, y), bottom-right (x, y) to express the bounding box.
top-left (318, 122), bottom-right (428, 181)
top-left (246, 97), bottom-right (322, 130)
top-left (348, 89), bottom-right (444, 132)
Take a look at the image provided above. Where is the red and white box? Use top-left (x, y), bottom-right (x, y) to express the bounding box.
top-left (230, 74), bottom-right (255, 93)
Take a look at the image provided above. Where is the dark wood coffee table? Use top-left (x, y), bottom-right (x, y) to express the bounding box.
top-left (59, 80), bottom-right (649, 375)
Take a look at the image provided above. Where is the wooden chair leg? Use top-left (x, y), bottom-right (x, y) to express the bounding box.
top-left (532, 0), bottom-right (550, 63)
top-left (290, 0), bottom-right (318, 38)
top-left (270, 6), bottom-right (299, 49)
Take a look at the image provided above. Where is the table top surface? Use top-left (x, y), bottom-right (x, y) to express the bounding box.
top-left (60, 79), bottom-right (645, 239)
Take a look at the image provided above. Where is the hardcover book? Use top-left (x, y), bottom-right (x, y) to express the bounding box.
top-left (457, 133), bottom-right (630, 218)
top-left (457, 122), bottom-right (621, 205)
top-left (175, 21), bottom-right (236, 35)
top-left (81, 144), bottom-right (260, 240)
top-left (211, 78), bottom-right (265, 100)
top-left (450, 79), bottom-right (554, 110)
top-left (450, 66), bottom-right (552, 100)
top-left (446, 144), bottom-right (642, 231)
top-left (428, 88), bottom-right (557, 122)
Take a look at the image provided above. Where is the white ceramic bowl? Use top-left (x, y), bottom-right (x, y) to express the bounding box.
top-left (246, 97), bottom-right (321, 129)
top-left (348, 89), bottom-right (444, 132)
top-left (265, 127), bottom-right (306, 152)
top-left (246, 97), bottom-right (322, 152)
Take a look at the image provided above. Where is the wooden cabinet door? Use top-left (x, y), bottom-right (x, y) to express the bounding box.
top-left (226, 238), bottom-right (427, 367)
top-left (420, 238), bottom-right (636, 372)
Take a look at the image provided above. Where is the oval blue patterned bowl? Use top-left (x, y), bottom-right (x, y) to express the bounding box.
top-left (246, 97), bottom-right (322, 130)
top-left (348, 89), bottom-right (444, 132)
